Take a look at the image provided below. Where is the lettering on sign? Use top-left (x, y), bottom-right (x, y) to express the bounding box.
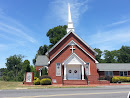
top-left (26, 72), bottom-right (32, 82)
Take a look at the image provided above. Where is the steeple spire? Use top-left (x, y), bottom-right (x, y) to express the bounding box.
top-left (67, 3), bottom-right (74, 33)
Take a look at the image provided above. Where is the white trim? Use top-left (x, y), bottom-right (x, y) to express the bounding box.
top-left (62, 52), bottom-right (86, 65)
top-left (48, 40), bottom-right (98, 64)
top-left (45, 30), bottom-right (98, 56)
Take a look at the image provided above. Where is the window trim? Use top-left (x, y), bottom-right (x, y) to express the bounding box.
top-left (119, 71), bottom-right (128, 76)
top-left (104, 71), bottom-right (113, 76)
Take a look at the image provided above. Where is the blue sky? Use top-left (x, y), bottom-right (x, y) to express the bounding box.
top-left (0, 0), bottom-right (130, 68)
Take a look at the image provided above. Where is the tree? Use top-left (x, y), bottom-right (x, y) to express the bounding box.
top-left (94, 48), bottom-right (103, 63)
top-left (22, 60), bottom-right (31, 72)
top-left (38, 45), bottom-right (48, 55)
top-left (117, 46), bottom-right (130, 63)
top-left (33, 45), bottom-right (48, 65)
top-left (103, 50), bottom-right (117, 63)
top-left (33, 25), bottom-right (67, 65)
top-left (46, 25), bottom-right (67, 48)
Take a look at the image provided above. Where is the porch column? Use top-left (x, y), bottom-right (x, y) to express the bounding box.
top-left (82, 65), bottom-right (84, 80)
top-left (40, 69), bottom-right (42, 76)
top-left (64, 64), bottom-right (67, 80)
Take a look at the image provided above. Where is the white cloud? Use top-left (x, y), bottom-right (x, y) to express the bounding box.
top-left (49, 0), bottom-right (88, 26)
top-left (106, 19), bottom-right (130, 27)
top-left (0, 15), bottom-right (37, 43)
top-left (87, 26), bottom-right (130, 51)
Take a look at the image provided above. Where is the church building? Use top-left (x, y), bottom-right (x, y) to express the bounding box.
top-left (35, 4), bottom-right (130, 85)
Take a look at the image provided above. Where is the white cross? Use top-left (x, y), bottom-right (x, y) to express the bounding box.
top-left (70, 46), bottom-right (75, 53)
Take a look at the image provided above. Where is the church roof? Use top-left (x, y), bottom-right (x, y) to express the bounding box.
top-left (46, 30), bottom-right (98, 56)
top-left (35, 55), bottom-right (48, 66)
top-left (48, 40), bottom-right (99, 64)
top-left (97, 63), bottom-right (130, 71)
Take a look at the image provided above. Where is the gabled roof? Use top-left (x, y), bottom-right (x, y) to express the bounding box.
top-left (35, 55), bottom-right (48, 66)
top-left (48, 40), bottom-right (99, 64)
top-left (97, 63), bottom-right (130, 71)
top-left (46, 30), bottom-right (98, 56)
top-left (62, 52), bottom-right (86, 65)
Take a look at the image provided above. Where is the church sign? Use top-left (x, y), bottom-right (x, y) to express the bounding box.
top-left (24, 72), bottom-right (34, 85)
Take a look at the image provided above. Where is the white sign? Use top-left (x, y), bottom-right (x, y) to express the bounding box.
top-left (52, 79), bottom-right (57, 83)
top-left (56, 63), bottom-right (61, 76)
top-left (26, 72), bottom-right (32, 82)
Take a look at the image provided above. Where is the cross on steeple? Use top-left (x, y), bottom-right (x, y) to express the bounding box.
top-left (70, 46), bottom-right (75, 53)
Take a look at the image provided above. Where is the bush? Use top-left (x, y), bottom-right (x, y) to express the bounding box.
top-left (33, 78), bottom-right (40, 85)
top-left (34, 77), bottom-right (37, 80)
top-left (112, 76), bottom-right (130, 83)
top-left (40, 78), bottom-right (51, 85)
top-left (105, 76), bottom-right (113, 83)
top-left (39, 75), bottom-right (51, 80)
top-left (112, 77), bottom-right (119, 83)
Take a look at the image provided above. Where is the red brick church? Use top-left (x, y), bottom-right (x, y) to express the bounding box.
top-left (35, 4), bottom-right (130, 85)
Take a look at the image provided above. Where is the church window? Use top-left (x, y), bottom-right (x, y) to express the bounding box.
top-left (56, 63), bottom-right (61, 76)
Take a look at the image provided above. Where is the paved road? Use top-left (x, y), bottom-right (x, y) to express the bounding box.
top-left (0, 85), bottom-right (130, 98)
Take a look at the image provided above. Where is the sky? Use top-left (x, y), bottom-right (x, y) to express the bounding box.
top-left (0, 0), bottom-right (130, 68)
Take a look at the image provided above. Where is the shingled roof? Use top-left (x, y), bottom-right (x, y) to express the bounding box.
top-left (97, 63), bottom-right (130, 71)
top-left (35, 55), bottom-right (48, 66)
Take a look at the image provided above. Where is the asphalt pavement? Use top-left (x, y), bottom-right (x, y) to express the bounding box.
top-left (0, 85), bottom-right (130, 98)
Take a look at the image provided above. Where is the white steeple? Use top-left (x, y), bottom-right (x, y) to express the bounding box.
top-left (67, 3), bottom-right (74, 33)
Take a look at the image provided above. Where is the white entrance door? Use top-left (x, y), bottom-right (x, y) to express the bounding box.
top-left (67, 65), bottom-right (81, 80)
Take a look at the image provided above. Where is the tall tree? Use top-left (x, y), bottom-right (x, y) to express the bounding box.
top-left (33, 25), bottom-right (67, 65)
top-left (117, 46), bottom-right (130, 63)
top-left (103, 50), bottom-right (117, 63)
top-left (22, 60), bottom-right (31, 72)
top-left (94, 48), bottom-right (103, 62)
top-left (33, 45), bottom-right (48, 65)
top-left (46, 25), bottom-right (67, 48)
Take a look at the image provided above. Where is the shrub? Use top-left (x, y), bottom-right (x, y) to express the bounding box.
top-left (112, 76), bottom-right (130, 83)
top-left (112, 77), bottom-right (119, 83)
top-left (34, 77), bottom-right (37, 80)
top-left (33, 78), bottom-right (40, 85)
top-left (105, 76), bottom-right (113, 83)
top-left (39, 75), bottom-right (51, 80)
top-left (40, 78), bottom-right (51, 85)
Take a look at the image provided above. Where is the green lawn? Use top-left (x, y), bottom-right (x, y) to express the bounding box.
top-left (0, 81), bottom-right (96, 90)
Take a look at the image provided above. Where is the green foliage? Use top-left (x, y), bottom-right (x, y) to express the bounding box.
top-left (42, 67), bottom-right (48, 75)
top-left (40, 78), bottom-right (51, 85)
top-left (104, 50), bottom-right (118, 63)
top-left (34, 77), bottom-right (37, 80)
top-left (22, 60), bottom-right (31, 72)
top-left (46, 25), bottom-right (67, 47)
top-left (112, 76), bottom-right (130, 83)
top-left (33, 45), bottom-right (48, 65)
top-left (38, 45), bottom-right (48, 55)
top-left (94, 48), bottom-right (103, 63)
top-left (117, 46), bottom-right (130, 63)
top-left (39, 75), bottom-right (51, 80)
top-left (33, 78), bottom-right (40, 85)
top-left (35, 70), bottom-right (39, 78)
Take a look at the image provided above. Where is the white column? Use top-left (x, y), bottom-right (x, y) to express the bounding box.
top-left (64, 64), bottom-right (67, 80)
top-left (82, 65), bottom-right (84, 80)
top-left (40, 70), bottom-right (42, 76)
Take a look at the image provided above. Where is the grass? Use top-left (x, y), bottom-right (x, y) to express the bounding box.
top-left (0, 81), bottom-right (96, 90)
